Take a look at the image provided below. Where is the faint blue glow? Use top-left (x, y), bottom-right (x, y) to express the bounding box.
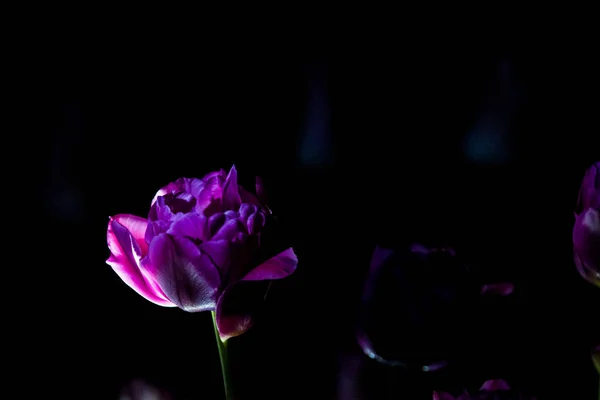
top-left (463, 60), bottom-right (522, 165)
top-left (45, 104), bottom-right (85, 221)
top-left (298, 65), bottom-right (333, 167)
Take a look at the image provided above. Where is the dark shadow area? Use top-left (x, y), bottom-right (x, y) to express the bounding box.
top-left (19, 39), bottom-right (599, 399)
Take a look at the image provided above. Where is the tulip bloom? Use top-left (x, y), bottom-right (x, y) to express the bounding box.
top-left (573, 161), bottom-right (600, 288)
top-left (357, 244), bottom-right (513, 371)
top-left (106, 166), bottom-right (298, 341)
top-left (433, 379), bottom-right (536, 399)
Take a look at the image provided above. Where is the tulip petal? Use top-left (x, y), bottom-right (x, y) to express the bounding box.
top-left (151, 181), bottom-right (180, 206)
top-left (199, 240), bottom-right (231, 274)
top-left (167, 212), bottom-right (207, 241)
top-left (255, 176), bottom-right (267, 204)
top-left (214, 248), bottom-right (298, 341)
top-left (222, 165), bottom-right (242, 210)
top-left (202, 169), bottom-right (227, 183)
top-left (576, 162), bottom-right (600, 213)
top-left (361, 246), bottom-right (396, 303)
top-left (573, 208), bottom-right (600, 287)
top-left (433, 392), bottom-right (457, 400)
top-left (213, 219), bottom-right (246, 242)
top-left (148, 233), bottom-right (221, 312)
top-left (145, 220), bottom-right (171, 244)
top-left (214, 280), bottom-right (270, 341)
top-left (242, 247), bottom-right (298, 281)
top-left (106, 215), bottom-right (174, 307)
top-left (480, 379), bottom-right (511, 391)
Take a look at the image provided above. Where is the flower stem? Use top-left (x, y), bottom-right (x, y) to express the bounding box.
top-left (211, 311), bottom-right (232, 400)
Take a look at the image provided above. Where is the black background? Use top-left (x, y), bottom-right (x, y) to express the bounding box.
top-left (20, 34), bottom-right (599, 399)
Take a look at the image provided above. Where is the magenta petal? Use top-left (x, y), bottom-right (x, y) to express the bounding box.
top-left (480, 379), bottom-right (511, 391)
top-left (576, 162), bottom-right (600, 212)
top-left (222, 165), bottom-right (242, 210)
top-left (151, 181), bottom-right (180, 206)
top-left (106, 215), bottom-right (174, 307)
top-left (573, 208), bottom-right (600, 287)
top-left (148, 233), bottom-right (221, 312)
top-left (480, 283), bottom-right (515, 296)
top-left (242, 248), bottom-right (298, 281)
top-left (433, 392), bottom-right (457, 400)
top-left (202, 169), bottom-right (227, 183)
top-left (167, 212), bottom-right (207, 240)
top-left (214, 280), bottom-right (270, 341)
top-left (214, 248), bottom-right (298, 341)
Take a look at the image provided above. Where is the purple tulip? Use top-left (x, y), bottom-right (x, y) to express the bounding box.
top-left (106, 166), bottom-right (298, 341)
top-left (357, 244), bottom-right (513, 371)
top-left (433, 379), bottom-right (537, 400)
top-left (573, 161), bottom-right (600, 288)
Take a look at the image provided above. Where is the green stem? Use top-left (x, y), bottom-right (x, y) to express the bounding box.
top-left (211, 311), bottom-right (232, 400)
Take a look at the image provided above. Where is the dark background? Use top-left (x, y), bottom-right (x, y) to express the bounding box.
top-left (25, 38), bottom-right (599, 399)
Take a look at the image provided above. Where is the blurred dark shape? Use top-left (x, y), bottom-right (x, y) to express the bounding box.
top-left (44, 103), bottom-right (85, 221)
top-left (357, 244), bottom-right (513, 372)
top-left (298, 64), bottom-right (333, 168)
top-left (433, 378), bottom-right (537, 400)
top-left (572, 161), bottom-right (600, 288)
top-left (593, 345), bottom-right (600, 375)
top-left (463, 60), bottom-right (523, 165)
top-left (118, 379), bottom-right (173, 400)
top-left (337, 352), bottom-right (366, 400)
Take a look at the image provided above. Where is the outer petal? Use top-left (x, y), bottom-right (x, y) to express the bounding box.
top-left (214, 248), bottom-right (298, 341)
top-left (222, 165), bottom-right (242, 210)
top-left (148, 196), bottom-right (175, 222)
top-left (106, 214), bottom-right (174, 307)
top-left (151, 181), bottom-right (181, 206)
top-left (576, 161), bottom-right (600, 213)
top-left (202, 169), bottom-right (227, 183)
top-left (361, 246), bottom-right (396, 300)
top-left (147, 233), bottom-right (221, 312)
top-left (433, 392), bottom-right (457, 400)
top-left (241, 247), bottom-right (298, 281)
top-left (480, 379), bottom-right (511, 391)
top-left (573, 208), bottom-right (600, 287)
